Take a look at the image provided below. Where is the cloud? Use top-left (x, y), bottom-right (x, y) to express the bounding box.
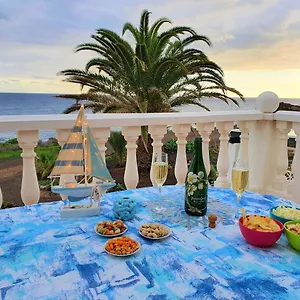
top-left (0, 0), bottom-right (300, 95)
top-left (0, 12), bottom-right (9, 21)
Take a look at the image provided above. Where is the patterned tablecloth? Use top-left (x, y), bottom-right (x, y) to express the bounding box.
top-left (0, 186), bottom-right (300, 300)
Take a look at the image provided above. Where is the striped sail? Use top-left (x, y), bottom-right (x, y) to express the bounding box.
top-left (50, 106), bottom-right (85, 176)
top-left (86, 126), bottom-right (114, 182)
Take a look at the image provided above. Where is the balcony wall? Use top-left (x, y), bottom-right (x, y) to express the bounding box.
top-left (0, 91), bottom-right (300, 206)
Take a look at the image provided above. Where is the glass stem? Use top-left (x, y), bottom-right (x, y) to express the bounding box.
top-left (235, 193), bottom-right (242, 219)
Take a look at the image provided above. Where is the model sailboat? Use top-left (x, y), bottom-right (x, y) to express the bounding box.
top-left (50, 105), bottom-right (116, 218)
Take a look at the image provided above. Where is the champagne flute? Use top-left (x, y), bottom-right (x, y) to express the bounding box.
top-left (231, 158), bottom-right (249, 221)
top-left (152, 152), bottom-right (168, 212)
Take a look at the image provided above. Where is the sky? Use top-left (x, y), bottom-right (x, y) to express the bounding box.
top-left (0, 0), bottom-right (299, 97)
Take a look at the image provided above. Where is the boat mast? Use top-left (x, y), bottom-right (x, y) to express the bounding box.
top-left (82, 109), bottom-right (88, 185)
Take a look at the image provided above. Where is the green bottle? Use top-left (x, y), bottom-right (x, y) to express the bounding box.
top-left (185, 137), bottom-right (208, 216)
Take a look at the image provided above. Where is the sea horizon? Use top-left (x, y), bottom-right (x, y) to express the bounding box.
top-left (0, 92), bottom-right (299, 142)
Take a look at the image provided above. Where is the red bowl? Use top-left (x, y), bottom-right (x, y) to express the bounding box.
top-left (239, 215), bottom-right (284, 247)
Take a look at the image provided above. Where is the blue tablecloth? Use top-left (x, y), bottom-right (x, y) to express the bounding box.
top-left (0, 186), bottom-right (300, 300)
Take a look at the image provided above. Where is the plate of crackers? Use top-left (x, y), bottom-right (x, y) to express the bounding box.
top-left (139, 223), bottom-right (170, 240)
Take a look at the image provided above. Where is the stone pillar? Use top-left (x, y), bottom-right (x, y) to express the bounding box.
top-left (214, 122), bottom-right (233, 188)
top-left (149, 125), bottom-right (166, 185)
top-left (249, 92), bottom-right (280, 194)
top-left (122, 126), bottom-right (140, 189)
top-left (196, 122), bottom-right (214, 176)
top-left (56, 129), bottom-right (76, 200)
top-left (173, 124), bottom-right (190, 185)
top-left (17, 130), bottom-right (40, 205)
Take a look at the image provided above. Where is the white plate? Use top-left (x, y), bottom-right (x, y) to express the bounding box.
top-left (94, 224), bottom-right (128, 238)
top-left (104, 240), bottom-right (141, 257)
top-left (138, 225), bottom-right (171, 240)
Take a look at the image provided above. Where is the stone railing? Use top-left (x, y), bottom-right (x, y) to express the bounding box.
top-left (0, 91), bottom-right (300, 205)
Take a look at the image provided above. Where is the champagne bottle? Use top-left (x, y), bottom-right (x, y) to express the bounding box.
top-left (185, 137), bottom-right (208, 216)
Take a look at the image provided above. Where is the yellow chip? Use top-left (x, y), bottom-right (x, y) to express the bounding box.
top-left (243, 215), bottom-right (280, 232)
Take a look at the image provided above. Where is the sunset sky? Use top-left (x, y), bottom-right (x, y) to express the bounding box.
top-left (0, 0), bottom-right (299, 97)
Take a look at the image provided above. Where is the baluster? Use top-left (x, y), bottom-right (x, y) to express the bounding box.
top-left (122, 126), bottom-right (140, 189)
top-left (215, 122), bottom-right (233, 188)
top-left (149, 125), bottom-right (166, 185)
top-left (196, 122), bottom-right (214, 176)
top-left (56, 129), bottom-right (76, 200)
top-left (237, 121), bottom-right (252, 162)
top-left (273, 121), bottom-right (291, 193)
top-left (17, 130), bottom-right (40, 205)
top-left (173, 124), bottom-right (190, 185)
top-left (92, 128), bottom-right (110, 164)
top-left (291, 123), bottom-right (300, 203)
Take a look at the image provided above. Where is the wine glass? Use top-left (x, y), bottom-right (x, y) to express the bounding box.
top-left (152, 152), bottom-right (168, 212)
top-left (231, 157), bottom-right (249, 221)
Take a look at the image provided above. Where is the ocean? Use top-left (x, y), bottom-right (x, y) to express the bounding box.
top-left (0, 92), bottom-right (299, 142)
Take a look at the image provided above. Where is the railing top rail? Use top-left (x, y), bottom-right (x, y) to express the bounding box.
top-left (0, 110), bottom-right (263, 132)
top-left (274, 111), bottom-right (300, 123)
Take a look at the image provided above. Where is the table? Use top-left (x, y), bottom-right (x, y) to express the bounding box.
top-left (0, 186), bottom-right (299, 300)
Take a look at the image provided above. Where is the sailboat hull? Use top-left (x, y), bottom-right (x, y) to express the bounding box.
top-left (51, 182), bottom-right (116, 202)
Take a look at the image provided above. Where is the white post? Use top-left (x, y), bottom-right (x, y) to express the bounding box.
top-left (272, 121), bottom-right (291, 193)
top-left (214, 122), bottom-right (233, 188)
top-left (196, 122), bottom-right (214, 176)
top-left (173, 124), bottom-right (190, 185)
top-left (92, 127), bottom-right (110, 163)
top-left (122, 126), bottom-right (140, 189)
top-left (56, 129), bottom-right (76, 200)
top-left (17, 130), bottom-right (40, 205)
top-left (149, 125), bottom-right (166, 185)
top-left (291, 122), bottom-right (300, 204)
top-left (249, 92), bottom-right (280, 194)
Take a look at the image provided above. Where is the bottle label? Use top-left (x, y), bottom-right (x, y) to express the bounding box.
top-left (185, 171), bottom-right (208, 214)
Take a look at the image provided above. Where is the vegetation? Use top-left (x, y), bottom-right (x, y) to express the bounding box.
top-left (57, 9), bottom-right (243, 145)
top-left (108, 132), bottom-right (127, 167)
top-left (36, 147), bottom-right (60, 180)
top-left (165, 138), bottom-right (194, 153)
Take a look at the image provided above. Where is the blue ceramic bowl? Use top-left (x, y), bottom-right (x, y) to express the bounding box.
top-left (270, 206), bottom-right (300, 225)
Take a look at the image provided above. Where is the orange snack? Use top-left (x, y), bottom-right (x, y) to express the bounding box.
top-left (105, 236), bottom-right (139, 255)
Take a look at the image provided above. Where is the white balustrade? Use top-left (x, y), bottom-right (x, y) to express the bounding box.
top-left (17, 130), bottom-right (40, 205)
top-left (173, 124), bottom-right (190, 185)
top-left (196, 122), bottom-right (214, 176)
top-left (122, 126), bottom-right (140, 189)
top-left (2, 91), bottom-right (300, 204)
top-left (214, 122), bottom-right (233, 188)
top-left (92, 127), bottom-right (110, 163)
top-left (149, 125), bottom-right (166, 185)
top-left (272, 121), bottom-right (291, 193)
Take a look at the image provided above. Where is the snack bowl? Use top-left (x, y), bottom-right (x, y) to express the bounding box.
top-left (270, 206), bottom-right (300, 225)
top-left (284, 221), bottom-right (300, 252)
top-left (239, 215), bottom-right (284, 247)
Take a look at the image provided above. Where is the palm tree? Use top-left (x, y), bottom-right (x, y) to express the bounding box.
top-left (58, 10), bottom-right (243, 144)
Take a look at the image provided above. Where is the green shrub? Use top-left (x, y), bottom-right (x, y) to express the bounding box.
top-left (186, 141), bottom-right (194, 153)
top-left (208, 165), bottom-right (218, 184)
top-left (36, 148), bottom-right (59, 180)
top-left (1, 138), bottom-right (18, 146)
top-left (108, 131), bottom-right (127, 166)
top-left (165, 138), bottom-right (177, 152)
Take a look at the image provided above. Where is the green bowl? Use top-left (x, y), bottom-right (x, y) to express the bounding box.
top-left (284, 221), bottom-right (300, 252)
